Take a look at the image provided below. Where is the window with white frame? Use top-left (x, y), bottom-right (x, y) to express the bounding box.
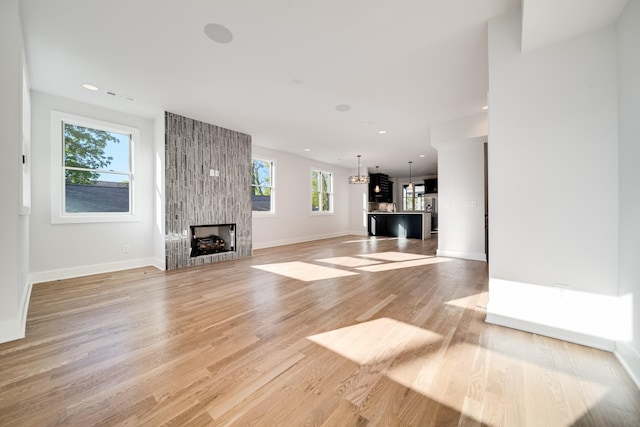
top-left (251, 158), bottom-right (275, 213)
top-left (50, 111), bottom-right (138, 223)
top-left (311, 169), bottom-right (333, 213)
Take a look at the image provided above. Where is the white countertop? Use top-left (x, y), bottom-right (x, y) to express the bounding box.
top-left (368, 211), bottom-right (426, 215)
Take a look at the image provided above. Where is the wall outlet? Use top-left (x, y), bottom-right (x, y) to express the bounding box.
top-left (122, 244), bottom-right (130, 253)
top-left (553, 283), bottom-right (570, 302)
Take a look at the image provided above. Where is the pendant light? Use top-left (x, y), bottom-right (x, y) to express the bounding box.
top-left (408, 161), bottom-right (414, 190)
top-left (374, 166), bottom-right (381, 193)
top-left (348, 155), bottom-right (370, 184)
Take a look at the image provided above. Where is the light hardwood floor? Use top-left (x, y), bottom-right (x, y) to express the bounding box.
top-left (1, 236), bottom-right (638, 426)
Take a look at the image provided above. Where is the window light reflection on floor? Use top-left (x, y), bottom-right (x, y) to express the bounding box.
top-left (357, 257), bottom-right (452, 272)
top-left (309, 318), bottom-right (611, 425)
top-left (357, 251), bottom-right (432, 262)
top-left (307, 317), bottom-right (442, 366)
top-left (315, 256), bottom-right (382, 268)
top-left (251, 261), bottom-right (358, 282)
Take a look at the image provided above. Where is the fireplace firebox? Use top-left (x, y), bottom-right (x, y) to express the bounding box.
top-left (190, 224), bottom-right (236, 257)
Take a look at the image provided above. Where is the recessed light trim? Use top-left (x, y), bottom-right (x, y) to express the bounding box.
top-left (82, 83), bottom-right (99, 91)
top-left (335, 104), bottom-right (351, 112)
top-left (204, 23), bottom-right (234, 44)
top-left (106, 90), bottom-right (135, 102)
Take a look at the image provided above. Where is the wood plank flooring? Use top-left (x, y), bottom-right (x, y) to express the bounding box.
top-left (1, 236), bottom-right (639, 426)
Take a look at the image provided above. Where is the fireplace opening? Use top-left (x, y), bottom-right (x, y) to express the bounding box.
top-left (190, 223), bottom-right (236, 257)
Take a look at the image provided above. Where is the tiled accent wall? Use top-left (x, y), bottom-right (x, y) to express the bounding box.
top-left (165, 112), bottom-right (252, 270)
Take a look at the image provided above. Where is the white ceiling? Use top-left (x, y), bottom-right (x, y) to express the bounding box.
top-left (522, 0), bottom-right (628, 52)
top-left (19, 0), bottom-right (624, 179)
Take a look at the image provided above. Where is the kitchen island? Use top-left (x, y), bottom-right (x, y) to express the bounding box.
top-left (367, 212), bottom-right (431, 240)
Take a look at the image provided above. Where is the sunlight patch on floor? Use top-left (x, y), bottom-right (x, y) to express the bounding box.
top-left (251, 261), bottom-right (358, 282)
top-left (315, 256), bottom-right (382, 268)
top-left (307, 317), bottom-right (442, 365)
top-left (357, 257), bottom-right (452, 272)
top-left (357, 251), bottom-right (431, 262)
top-left (309, 316), bottom-right (612, 425)
top-left (385, 341), bottom-right (611, 425)
top-left (445, 292), bottom-right (488, 310)
top-left (340, 237), bottom-right (399, 244)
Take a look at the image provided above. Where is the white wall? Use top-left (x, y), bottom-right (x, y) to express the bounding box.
top-left (152, 114), bottom-right (166, 269)
top-left (29, 92), bottom-right (157, 282)
top-left (486, 7), bottom-right (621, 349)
top-left (432, 113), bottom-right (487, 261)
top-left (251, 145), bottom-right (352, 249)
top-left (616, 0), bottom-right (640, 387)
top-left (0, 0), bottom-right (31, 343)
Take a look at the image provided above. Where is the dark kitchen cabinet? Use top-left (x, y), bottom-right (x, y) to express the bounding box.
top-left (405, 214), bottom-right (423, 239)
top-left (368, 213), bottom-right (389, 236)
top-left (424, 178), bottom-right (438, 194)
top-left (368, 214), bottom-right (423, 239)
top-left (369, 173), bottom-right (393, 203)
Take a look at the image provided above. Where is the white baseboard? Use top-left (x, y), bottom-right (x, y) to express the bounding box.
top-left (615, 341), bottom-right (640, 390)
top-left (0, 278), bottom-right (33, 344)
top-left (486, 312), bottom-right (615, 351)
top-left (486, 278), bottom-right (622, 351)
top-left (0, 318), bottom-right (25, 344)
top-left (436, 248), bottom-right (486, 262)
top-left (252, 231), bottom-right (351, 250)
top-left (30, 257), bottom-right (162, 284)
top-left (151, 256), bottom-right (166, 271)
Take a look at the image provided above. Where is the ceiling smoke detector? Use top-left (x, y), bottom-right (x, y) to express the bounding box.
top-left (204, 23), bottom-right (234, 44)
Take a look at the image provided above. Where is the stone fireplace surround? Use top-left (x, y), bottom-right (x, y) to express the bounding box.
top-left (164, 112), bottom-right (252, 270)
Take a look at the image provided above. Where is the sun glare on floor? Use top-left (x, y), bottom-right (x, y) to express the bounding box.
top-left (309, 318), bottom-right (612, 425)
top-left (307, 317), bottom-right (442, 365)
top-left (445, 292), bottom-right (488, 310)
top-left (251, 261), bottom-right (358, 282)
top-left (315, 256), bottom-right (382, 268)
top-left (357, 251), bottom-right (431, 262)
top-left (357, 257), bottom-right (452, 272)
top-left (385, 341), bottom-right (611, 425)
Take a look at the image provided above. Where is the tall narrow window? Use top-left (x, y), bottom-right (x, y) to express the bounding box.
top-left (251, 158), bottom-right (274, 213)
top-left (403, 183), bottom-right (425, 211)
top-left (51, 111), bottom-right (139, 223)
top-left (311, 169), bottom-right (333, 213)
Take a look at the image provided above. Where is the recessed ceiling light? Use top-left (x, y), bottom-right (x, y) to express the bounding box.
top-left (335, 104), bottom-right (351, 112)
top-left (292, 78), bottom-right (304, 85)
top-left (378, 130), bottom-right (387, 134)
top-left (419, 154), bottom-right (425, 158)
top-left (82, 83), bottom-right (99, 91)
top-left (482, 105), bottom-right (488, 110)
top-left (361, 120), bottom-right (372, 125)
top-left (304, 148), bottom-right (311, 152)
top-left (204, 23), bottom-right (234, 44)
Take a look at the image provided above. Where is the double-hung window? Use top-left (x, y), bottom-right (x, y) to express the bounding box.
top-left (311, 169), bottom-right (333, 213)
top-left (251, 158), bottom-right (275, 213)
top-left (403, 183), bottom-right (425, 211)
top-left (51, 111), bottom-right (138, 223)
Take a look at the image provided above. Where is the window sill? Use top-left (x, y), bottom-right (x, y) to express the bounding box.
top-left (252, 211), bottom-right (276, 218)
top-left (310, 211), bottom-right (334, 216)
top-left (51, 213), bottom-right (140, 224)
